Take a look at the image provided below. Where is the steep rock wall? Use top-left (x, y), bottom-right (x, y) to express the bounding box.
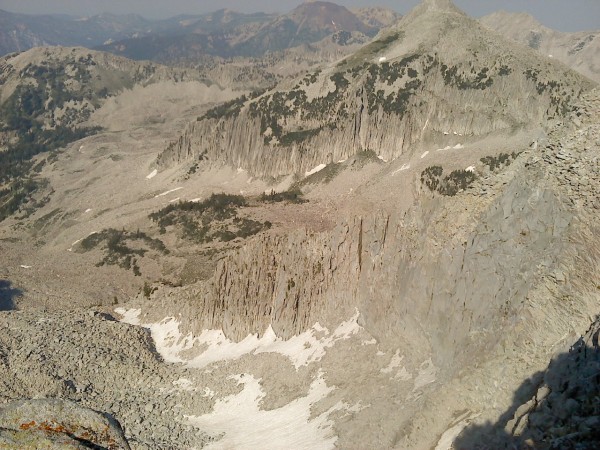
top-left (147, 92), bottom-right (600, 379)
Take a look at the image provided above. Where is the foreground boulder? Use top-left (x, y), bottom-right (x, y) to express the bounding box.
top-left (0, 399), bottom-right (130, 449)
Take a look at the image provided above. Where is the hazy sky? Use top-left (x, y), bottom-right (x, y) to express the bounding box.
top-left (0, 0), bottom-right (599, 32)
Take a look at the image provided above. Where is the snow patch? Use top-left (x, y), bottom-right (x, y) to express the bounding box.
top-left (155, 187), bottom-right (183, 198)
top-left (437, 144), bottom-right (463, 151)
top-left (146, 169), bottom-right (158, 180)
top-left (465, 166), bottom-right (475, 173)
top-left (380, 350), bottom-right (412, 381)
top-left (84, 208), bottom-right (92, 213)
top-left (392, 164), bottom-right (410, 176)
top-left (305, 164), bottom-right (327, 177)
top-left (169, 197), bottom-right (180, 203)
top-left (421, 151), bottom-right (429, 159)
top-left (20, 265), bottom-right (32, 269)
top-left (377, 155), bottom-right (388, 162)
top-left (173, 378), bottom-right (196, 392)
top-left (434, 412), bottom-right (480, 450)
top-left (68, 238), bottom-right (83, 252)
top-left (187, 372), bottom-right (341, 450)
top-left (378, 56), bottom-right (387, 63)
top-left (115, 307), bottom-right (141, 324)
top-left (202, 387), bottom-right (215, 398)
top-left (413, 358), bottom-right (437, 391)
top-left (116, 308), bottom-right (362, 370)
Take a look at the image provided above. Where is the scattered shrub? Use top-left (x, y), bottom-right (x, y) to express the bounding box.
top-left (480, 152), bottom-right (521, 172)
top-left (421, 166), bottom-right (477, 196)
top-left (77, 228), bottom-right (168, 276)
top-left (149, 193), bottom-right (269, 244)
top-left (259, 189), bottom-right (306, 204)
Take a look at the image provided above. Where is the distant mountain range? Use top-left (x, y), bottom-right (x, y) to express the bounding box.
top-left (97, 2), bottom-right (396, 63)
top-left (0, 3), bottom-right (400, 61)
top-left (0, 9), bottom-right (152, 54)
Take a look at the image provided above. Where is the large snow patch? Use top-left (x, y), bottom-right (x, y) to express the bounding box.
top-left (115, 308), bottom-right (362, 370)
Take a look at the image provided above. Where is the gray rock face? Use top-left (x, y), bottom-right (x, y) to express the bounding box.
top-left (0, 399), bottom-right (130, 449)
top-left (456, 316), bottom-right (600, 449)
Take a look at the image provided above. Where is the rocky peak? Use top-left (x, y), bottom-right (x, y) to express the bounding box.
top-left (424, 0), bottom-right (459, 10)
top-left (410, 0), bottom-right (465, 16)
top-left (285, 1), bottom-right (374, 35)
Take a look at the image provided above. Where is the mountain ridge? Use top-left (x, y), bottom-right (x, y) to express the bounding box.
top-left (481, 10), bottom-right (600, 84)
top-left (157, 2), bottom-right (594, 178)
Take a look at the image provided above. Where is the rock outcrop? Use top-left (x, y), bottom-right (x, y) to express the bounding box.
top-left (0, 310), bottom-right (214, 449)
top-left (158, 0), bottom-right (594, 178)
top-left (455, 315), bottom-right (600, 449)
top-left (0, 399), bottom-right (130, 449)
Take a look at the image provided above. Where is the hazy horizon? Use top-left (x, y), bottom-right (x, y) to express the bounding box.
top-left (0, 0), bottom-right (599, 32)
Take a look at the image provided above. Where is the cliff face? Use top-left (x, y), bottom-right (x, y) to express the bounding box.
top-left (158, 3), bottom-right (594, 178)
top-left (148, 90), bottom-right (600, 381)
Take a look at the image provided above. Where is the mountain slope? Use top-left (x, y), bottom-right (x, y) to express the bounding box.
top-left (481, 11), bottom-right (600, 84)
top-left (0, 47), bottom-right (206, 222)
top-left (234, 1), bottom-right (376, 55)
top-left (111, 87), bottom-right (600, 449)
top-left (0, 2), bottom-right (599, 449)
top-left (351, 6), bottom-right (402, 29)
top-left (158, 0), bottom-right (595, 178)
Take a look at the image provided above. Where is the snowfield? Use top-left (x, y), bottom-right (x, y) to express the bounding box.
top-left (115, 308), bottom-right (365, 450)
top-left (115, 308), bottom-right (362, 369)
top-left (186, 372), bottom-right (344, 450)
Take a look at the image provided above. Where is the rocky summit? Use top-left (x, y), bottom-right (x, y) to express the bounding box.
top-left (0, 0), bottom-right (599, 449)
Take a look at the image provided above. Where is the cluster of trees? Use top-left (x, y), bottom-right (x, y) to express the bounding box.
top-left (149, 193), bottom-right (271, 244)
top-left (78, 228), bottom-right (169, 276)
top-left (421, 165), bottom-right (477, 196)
